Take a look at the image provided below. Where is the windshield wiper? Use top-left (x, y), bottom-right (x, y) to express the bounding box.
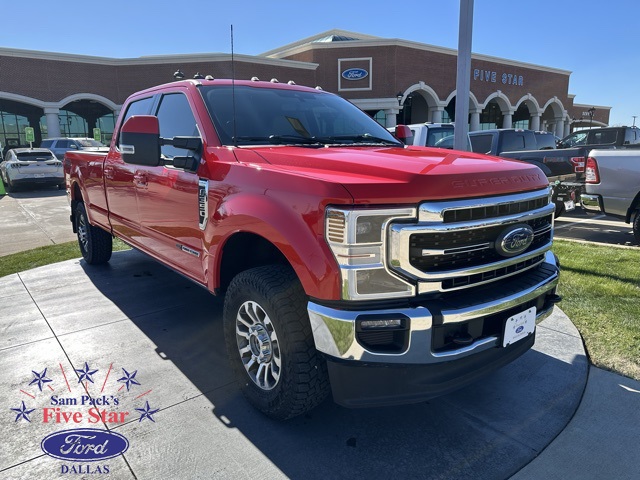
top-left (268, 135), bottom-right (325, 146)
top-left (316, 134), bottom-right (402, 146)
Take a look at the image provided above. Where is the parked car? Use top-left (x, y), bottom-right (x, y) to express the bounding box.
top-left (467, 129), bottom-right (584, 217)
top-left (557, 126), bottom-right (640, 150)
top-left (40, 137), bottom-right (108, 160)
top-left (581, 149), bottom-right (640, 242)
top-left (0, 148), bottom-right (64, 191)
top-left (389, 123), bottom-right (470, 149)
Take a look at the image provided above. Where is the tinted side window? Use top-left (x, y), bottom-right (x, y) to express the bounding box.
top-left (57, 140), bottom-right (70, 148)
top-left (470, 134), bottom-right (493, 154)
top-left (41, 140), bottom-right (53, 148)
top-left (156, 93), bottom-right (198, 158)
top-left (501, 131), bottom-right (526, 152)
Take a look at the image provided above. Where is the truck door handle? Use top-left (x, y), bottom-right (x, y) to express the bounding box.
top-left (134, 172), bottom-right (148, 188)
top-left (104, 166), bottom-right (114, 180)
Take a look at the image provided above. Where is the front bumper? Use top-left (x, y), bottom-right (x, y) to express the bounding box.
top-left (308, 250), bottom-right (559, 406)
top-left (581, 193), bottom-right (603, 213)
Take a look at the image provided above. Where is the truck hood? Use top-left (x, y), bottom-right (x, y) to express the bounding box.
top-left (246, 146), bottom-right (549, 203)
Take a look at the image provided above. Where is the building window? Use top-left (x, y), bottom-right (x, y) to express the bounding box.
top-left (513, 119), bottom-right (529, 129)
top-left (372, 110), bottom-right (386, 126)
top-left (59, 110), bottom-right (88, 137)
top-left (0, 111), bottom-right (30, 147)
top-left (441, 110), bottom-right (452, 123)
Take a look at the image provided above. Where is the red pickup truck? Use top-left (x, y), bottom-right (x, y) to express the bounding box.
top-left (64, 78), bottom-right (560, 419)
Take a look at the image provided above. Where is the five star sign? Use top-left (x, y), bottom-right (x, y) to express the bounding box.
top-left (29, 368), bottom-right (52, 391)
top-left (75, 362), bottom-right (98, 384)
top-left (135, 401), bottom-right (159, 422)
top-left (117, 368), bottom-right (141, 392)
top-left (11, 401), bottom-right (35, 422)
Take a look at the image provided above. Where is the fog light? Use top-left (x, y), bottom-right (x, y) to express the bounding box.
top-left (359, 319), bottom-right (403, 330)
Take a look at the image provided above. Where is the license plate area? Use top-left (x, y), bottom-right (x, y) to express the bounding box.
top-left (503, 307), bottom-right (536, 347)
top-left (564, 199), bottom-right (575, 212)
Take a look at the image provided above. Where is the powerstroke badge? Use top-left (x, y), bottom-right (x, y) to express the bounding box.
top-left (198, 178), bottom-right (209, 230)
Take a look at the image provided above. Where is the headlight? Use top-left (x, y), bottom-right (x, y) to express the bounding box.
top-left (326, 207), bottom-right (416, 300)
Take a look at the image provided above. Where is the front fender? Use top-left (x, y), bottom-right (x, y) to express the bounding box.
top-left (206, 192), bottom-right (345, 301)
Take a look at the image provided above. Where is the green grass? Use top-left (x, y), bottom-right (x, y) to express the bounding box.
top-left (553, 239), bottom-right (640, 380)
top-left (1, 237), bottom-right (638, 381)
top-left (0, 239), bottom-right (130, 278)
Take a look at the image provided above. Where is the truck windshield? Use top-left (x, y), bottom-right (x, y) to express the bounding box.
top-left (199, 85), bottom-right (401, 147)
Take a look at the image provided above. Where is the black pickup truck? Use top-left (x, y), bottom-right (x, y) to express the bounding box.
top-left (468, 129), bottom-right (583, 217)
top-left (557, 125), bottom-right (640, 152)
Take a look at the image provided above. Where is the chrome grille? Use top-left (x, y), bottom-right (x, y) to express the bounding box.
top-left (388, 188), bottom-right (554, 292)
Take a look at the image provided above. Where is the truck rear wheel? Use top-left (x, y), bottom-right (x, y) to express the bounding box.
top-left (75, 202), bottom-right (112, 264)
top-left (633, 210), bottom-right (640, 243)
top-left (223, 265), bottom-right (329, 420)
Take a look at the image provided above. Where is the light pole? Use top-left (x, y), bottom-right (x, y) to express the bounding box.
top-left (587, 107), bottom-right (596, 129)
top-left (633, 116), bottom-right (637, 127)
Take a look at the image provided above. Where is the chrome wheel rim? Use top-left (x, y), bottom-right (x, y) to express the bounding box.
top-left (77, 213), bottom-right (89, 252)
top-left (235, 300), bottom-right (281, 390)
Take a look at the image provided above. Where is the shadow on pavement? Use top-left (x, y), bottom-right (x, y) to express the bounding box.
top-left (57, 250), bottom-right (588, 479)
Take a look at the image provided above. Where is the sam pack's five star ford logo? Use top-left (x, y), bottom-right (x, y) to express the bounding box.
top-left (8, 361), bottom-right (159, 475)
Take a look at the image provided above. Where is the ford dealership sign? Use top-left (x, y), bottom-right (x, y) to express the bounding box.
top-left (341, 68), bottom-right (368, 80)
top-left (41, 428), bottom-right (129, 461)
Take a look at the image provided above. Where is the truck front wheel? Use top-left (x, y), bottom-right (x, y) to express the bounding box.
top-left (223, 265), bottom-right (329, 420)
top-left (75, 202), bottom-right (112, 264)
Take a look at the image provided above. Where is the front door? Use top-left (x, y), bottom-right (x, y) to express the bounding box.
top-left (134, 91), bottom-right (205, 284)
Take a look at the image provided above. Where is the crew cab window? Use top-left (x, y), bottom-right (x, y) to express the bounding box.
top-left (469, 134), bottom-right (493, 154)
top-left (156, 93), bottom-right (198, 158)
top-left (41, 140), bottom-right (53, 148)
top-left (501, 131), bottom-right (526, 152)
top-left (624, 128), bottom-right (639, 144)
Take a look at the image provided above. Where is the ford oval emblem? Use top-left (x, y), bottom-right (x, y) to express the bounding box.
top-left (341, 68), bottom-right (368, 81)
top-left (495, 224), bottom-right (535, 257)
top-left (515, 326), bottom-right (524, 334)
top-left (41, 428), bottom-right (129, 462)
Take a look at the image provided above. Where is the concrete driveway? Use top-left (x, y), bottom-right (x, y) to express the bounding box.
top-left (0, 187), bottom-right (75, 256)
top-left (1, 250), bottom-right (588, 479)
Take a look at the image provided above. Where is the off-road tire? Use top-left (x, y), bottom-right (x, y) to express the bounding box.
top-left (75, 202), bottom-right (112, 264)
top-left (633, 209), bottom-right (640, 243)
top-left (223, 265), bottom-right (330, 420)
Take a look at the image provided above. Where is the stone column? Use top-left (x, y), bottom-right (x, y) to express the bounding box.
top-left (530, 114), bottom-right (541, 131)
top-left (469, 110), bottom-right (481, 131)
top-left (430, 107), bottom-right (444, 124)
top-left (502, 112), bottom-right (513, 129)
top-left (385, 109), bottom-right (400, 128)
top-left (555, 119), bottom-right (565, 139)
top-left (44, 107), bottom-right (62, 139)
top-left (564, 122), bottom-right (571, 137)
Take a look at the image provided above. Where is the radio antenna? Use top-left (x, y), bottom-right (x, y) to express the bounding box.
top-left (231, 25), bottom-right (238, 147)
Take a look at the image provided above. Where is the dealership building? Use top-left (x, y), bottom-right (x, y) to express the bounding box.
top-left (0, 29), bottom-right (610, 148)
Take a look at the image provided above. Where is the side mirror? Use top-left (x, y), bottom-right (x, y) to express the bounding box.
top-left (120, 115), bottom-right (161, 166)
top-left (394, 125), bottom-right (413, 145)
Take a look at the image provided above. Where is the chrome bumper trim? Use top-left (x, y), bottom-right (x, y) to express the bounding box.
top-left (580, 194), bottom-right (603, 213)
top-left (308, 252), bottom-right (559, 365)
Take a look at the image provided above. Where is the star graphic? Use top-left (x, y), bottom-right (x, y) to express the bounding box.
top-left (135, 401), bottom-right (159, 423)
top-left (75, 362), bottom-right (99, 384)
top-left (117, 368), bottom-right (141, 392)
top-left (29, 368), bottom-right (53, 391)
top-left (11, 401), bottom-right (35, 423)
